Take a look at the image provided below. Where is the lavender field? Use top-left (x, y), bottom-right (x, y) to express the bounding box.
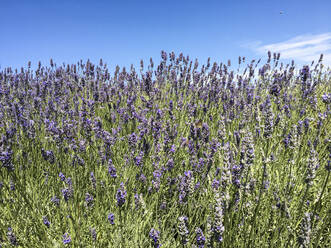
top-left (0, 51), bottom-right (330, 247)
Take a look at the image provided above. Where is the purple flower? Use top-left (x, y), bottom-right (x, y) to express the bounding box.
top-left (169, 144), bottom-right (176, 153)
top-left (264, 98), bottom-right (274, 134)
top-left (178, 216), bottom-right (189, 245)
top-left (62, 187), bottom-right (73, 202)
top-left (160, 201), bottom-right (167, 210)
top-left (149, 228), bottom-right (161, 248)
top-left (116, 182), bottom-right (127, 207)
top-left (270, 78), bottom-right (282, 96)
top-left (300, 65), bottom-right (310, 82)
top-left (156, 109), bottom-right (163, 120)
top-left (51, 195), bottom-right (60, 206)
top-left (161, 50), bottom-right (167, 61)
top-left (169, 100), bottom-right (173, 112)
top-left (10, 180), bottom-right (15, 191)
top-left (106, 159), bottom-right (117, 176)
top-left (85, 193), bottom-right (94, 207)
top-left (167, 158), bottom-right (174, 170)
top-left (202, 122), bottom-right (210, 142)
top-left (305, 142), bottom-right (319, 186)
top-left (134, 193), bottom-right (140, 209)
top-left (152, 171), bottom-right (161, 191)
top-left (108, 213), bottom-right (115, 224)
top-left (212, 179), bottom-right (220, 190)
top-left (62, 233), bottom-right (71, 245)
top-left (322, 93), bottom-right (330, 104)
top-left (108, 165), bottom-right (117, 178)
top-left (43, 216), bottom-right (51, 228)
top-left (65, 177), bottom-right (72, 186)
top-left (138, 173), bottom-right (147, 184)
top-left (231, 164), bottom-right (241, 188)
top-left (153, 170), bottom-right (162, 178)
top-left (195, 227), bottom-right (206, 248)
top-left (41, 149), bottom-right (55, 164)
top-left (214, 194), bottom-right (225, 242)
top-left (304, 118), bottom-right (310, 133)
top-left (178, 171), bottom-right (193, 204)
top-left (128, 132), bottom-right (137, 149)
top-left (197, 158), bottom-right (205, 172)
top-left (215, 167), bottom-right (221, 177)
top-left (90, 172), bottom-right (96, 189)
top-left (298, 212), bottom-right (312, 247)
top-left (90, 227), bottom-right (97, 241)
top-left (0, 149), bottom-right (14, 171)
top-left (134, 155), bottom-right (143, 167)
top-left (184, 170), bottom-right (193, 178)
top-left (7, 227), bottom-right (18, 246)
top-left (59, 172), bottom-right (65, 181)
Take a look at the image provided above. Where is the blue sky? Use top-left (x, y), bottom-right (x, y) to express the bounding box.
top-left (1, 0), bottom-right (330, 71)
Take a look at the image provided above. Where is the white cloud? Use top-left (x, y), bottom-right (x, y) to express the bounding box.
top-left (249, 33), bottom-right (331, 67)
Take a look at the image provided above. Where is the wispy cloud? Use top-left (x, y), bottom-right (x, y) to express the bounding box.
top-left (246, 33), bottom-right (331, 66)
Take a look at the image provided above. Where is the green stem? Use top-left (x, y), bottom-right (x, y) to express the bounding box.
top-left (313, 170), bottom-right (330, 216)
top-left (285, 183), bottom-right (310, 248)
top-left (246, 161), bottom-right (267, 247)
top-left (312, 170), bottom-right (330, 248)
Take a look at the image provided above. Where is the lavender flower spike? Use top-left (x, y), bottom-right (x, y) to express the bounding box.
top-left (149, 228), bottom-right (161, 248)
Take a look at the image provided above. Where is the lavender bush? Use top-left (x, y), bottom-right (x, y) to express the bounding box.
top-left (0, 52), bottom-right (330, 247)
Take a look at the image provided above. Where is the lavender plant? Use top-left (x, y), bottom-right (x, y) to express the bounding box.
top-left (0, 51), bottom-right (330, 247)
